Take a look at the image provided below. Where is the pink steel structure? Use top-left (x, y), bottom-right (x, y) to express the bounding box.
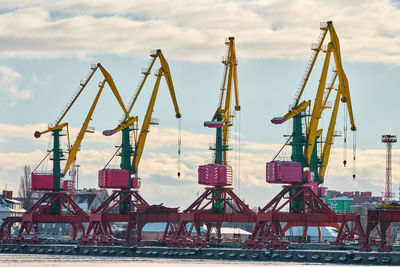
top-left (382, 135), bottom-right (397, 203)
top-left (243, 185), bottom-right (365, 249)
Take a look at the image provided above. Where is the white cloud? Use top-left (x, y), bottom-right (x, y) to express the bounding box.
top-left (0, 65), bottom-right (32, 106)
top-left (0, 1), bottom-right (399, 64)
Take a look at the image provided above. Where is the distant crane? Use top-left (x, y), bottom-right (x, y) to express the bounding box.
top-left (382, 135), bottom-right (397, 203)
top-left (82, 49), bottom-right (182, 246)
top-left (244, 21), bottom-right (364, 249)
top-left (4, 63), bottom-right (127, 244)
top-left (100, 49), bottom-right (181, 215)
top-left (167, 37), bottom-right (256, 248)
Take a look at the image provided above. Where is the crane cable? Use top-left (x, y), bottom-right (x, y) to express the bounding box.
top-left (44, 134), bottom-right (53, 173)
top-left (238, 110), bottom-right (241, 196)
top-left (234, 110), bottom-right (239, 194)
top-left (343, 104), bottom-right (348, 167)
top-left (177, 117), bottom-right (182, 178)
top-left (353, 130), bottom-right (357, 180)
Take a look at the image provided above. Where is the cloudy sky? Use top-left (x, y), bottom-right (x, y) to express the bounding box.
top-left (0, 0), bottom-right (400, 209)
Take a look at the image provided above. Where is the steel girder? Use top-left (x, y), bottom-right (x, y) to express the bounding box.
top-left (166, 187), bottom-right (256, 247)
top-left (244, 185), bottom-right (364, 249)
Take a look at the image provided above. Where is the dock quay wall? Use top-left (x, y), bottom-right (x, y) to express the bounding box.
top-left (0, 244), bottom-right (397, 265)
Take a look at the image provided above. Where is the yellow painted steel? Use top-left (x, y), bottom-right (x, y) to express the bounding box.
top-left (212, 37), bottom-right (240, 121)
top-left (133, 68), bottom-right (164, 173)
top-left (157, 50), bottom-right (181, 118)
top-left (210, 37), bottom-right (239, 162)
top-left (37, 123), bottom-right (71, 150)
top-left (132, 52), bottom-right (181, 173)
top-left (305, 43), bottom-right (333, 164)
top-left (127, 54), bottom-right (158, 115)
top-left (111, 50), bottom-right (181, 136)
top-left (62, 64), bottom-right (130, 175)
top-left (55, 65), bottom-right (98, 126)
top-left (319, 87), bottom-right (341, 180)
top-left (105, 50), bottom-right (181, 174)
top-left (282, 100), bottom-right (311, 121)
top-left (273, 21), bottom-right (356, 184)
top-left (38, 63), bottom-right (130, 176)
top-left (63, 80), bottom-right (106, 176)
top-left (377, 204), bottom-right (400, 209)
top-left (98, 64), bottom-right (129, 117)
top-left (294, 28), bottom-right (328, 106)
top-left (307, 22), bottom-right (356, 180)
top-left (327, 23), bottom-right (356, 131)
top-left (110, 116), bottom-right (139, 134)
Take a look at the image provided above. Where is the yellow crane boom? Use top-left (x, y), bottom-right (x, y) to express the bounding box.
top-left (35, 63), bottom-right (128, 176)
top-left (102, 50), bottom-right (181, 175)
top-left (207, 37), bottom-right (240, 164)
top-left (271, 21), bottom-right (356, 184)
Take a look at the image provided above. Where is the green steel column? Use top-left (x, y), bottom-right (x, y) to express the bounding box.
top-left (51, 129), bottom-right (62, 215)
top-left (290, 114), bottom-right (306, 212)
top-left (212, 114), bottom-right (225, 213)
top-left (120, 127), bottom-right (133, 214)
top-left (120, 127), bottom-right (132, 172)
top-left (214, 115), bottom-right (224, 165)
top-left (291, 114), bottom-right (306, 165)
top-left (212, 189), bottom-right (223, 214)
top-left (310, 137), bottom-right (321, 184)
top-left (213, 123), bottom-right (224, 211)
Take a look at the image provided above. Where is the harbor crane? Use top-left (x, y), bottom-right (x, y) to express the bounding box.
top-left (245, 21), bottom-right (364, 249)
top-left (166, 37), bottom-right (256, 248)
top-left (270, 21), bottom-right (356, 188)
top-left (82, 50), bottom-right (181, 246)
top-left (0, 64), bottom-right (128, 243)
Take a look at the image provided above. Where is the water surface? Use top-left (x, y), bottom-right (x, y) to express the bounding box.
top-left (0, 253), bottom-right (384, 266)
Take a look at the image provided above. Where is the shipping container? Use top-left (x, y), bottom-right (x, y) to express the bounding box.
top-left (266, 161), bottom-right (302, 184)
top-left (198, 164), bottom-right (232, 186)
top-left (98, 169), bottom-right (130, 188)
top-left (31, 173), bottom-right (54, 190)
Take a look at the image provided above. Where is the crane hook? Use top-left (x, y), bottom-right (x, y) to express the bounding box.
top-left (177, 117), bottom-right (182, 179)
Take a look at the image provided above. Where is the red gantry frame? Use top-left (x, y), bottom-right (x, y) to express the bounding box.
top-left (244, 185), bottom-right (365, 249)
top-left (361, 208), bottom-right (400, 252)
top-left (80, 190), bottom-right (180, 246)
top-left (164, 187), bottom-right (256, 248)
top-left (0, 192), bottom-right (88, 244)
